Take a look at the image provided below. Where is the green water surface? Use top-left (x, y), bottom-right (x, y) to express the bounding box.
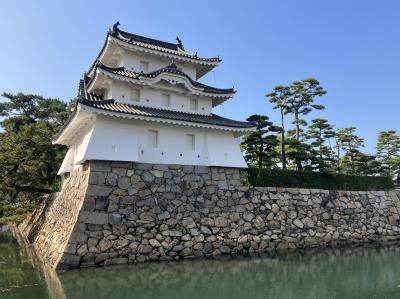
top-left (1, 228), bottom-right (400, 299)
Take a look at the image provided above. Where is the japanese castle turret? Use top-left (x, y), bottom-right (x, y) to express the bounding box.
top-left (55, 23), bottom-right (255, 174)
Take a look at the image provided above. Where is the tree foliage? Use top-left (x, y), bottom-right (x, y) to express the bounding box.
top-left (285, 78), bottom-right (327, 141)
top-left (0, 92), bottom-right (69, 222)
top-left (266, 85), bottom-right (290, 169)
top-left (376, 130), bottom-right (400, 177)
top-left (249, 78), bottom-right (399, 181)
top-left (306, 118), bottom-right (335, 172)
top-left (241, 115), bottom-right (280, 168)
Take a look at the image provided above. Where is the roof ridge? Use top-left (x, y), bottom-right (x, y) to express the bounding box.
top-left (109, 21), bottom-right (181, 51)
top-left (108, 22), bottom-right (221, 63)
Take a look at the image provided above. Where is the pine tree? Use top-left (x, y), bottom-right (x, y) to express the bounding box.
top-left (0, 92), bottom-right (69, 222)
top-left (306, 118), bottom-right (335, 172)
top-left (241, 115), bottom-right (279, 168)
top-left (376, 130), bottom-right (400, 177)
top-left (285, 78), bottom-right (327, 169)
top-left (335, 127), bottom-right (364, 175)
top-left (266, 85), bottom-right (290, 169)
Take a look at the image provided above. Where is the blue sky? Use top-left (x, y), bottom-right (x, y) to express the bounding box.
top-left (0, 0), bottom-right (399, 153)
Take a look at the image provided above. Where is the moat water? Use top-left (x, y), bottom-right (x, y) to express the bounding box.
top-left (1, 227), bottom-right (400, 299)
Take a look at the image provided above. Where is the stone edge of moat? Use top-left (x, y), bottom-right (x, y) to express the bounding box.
top-left (18, 161), bottom-right (400, 271)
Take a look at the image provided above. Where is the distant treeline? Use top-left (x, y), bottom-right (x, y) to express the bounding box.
top-left (241, 78), bottom-right (400, 179)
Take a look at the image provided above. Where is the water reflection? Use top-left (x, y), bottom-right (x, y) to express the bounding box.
top-left (0, 227), bottom-right (47, 299)
top-left (1, 228), bottom-right (400, 299)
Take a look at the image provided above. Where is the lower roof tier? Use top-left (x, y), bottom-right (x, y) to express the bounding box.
top-left (53, 96), bottom-right (255, 145)
top-left (80, 98), bottom-right (255, 129)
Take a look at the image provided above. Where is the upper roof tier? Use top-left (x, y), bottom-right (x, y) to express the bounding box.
top-left (86, 61), bottom-right (235, 99)
top-left (89, 22), bottom-right (221, 80)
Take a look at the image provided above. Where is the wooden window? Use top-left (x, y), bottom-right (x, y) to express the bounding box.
top-left (161, 93), bottom-right (171, 107)
top-left (140, 60), bottom-right (149, 72)
top-left (186, 134), bottom-right (195, 151)
top-left (130, 88), bottom-right (140, 102)
top-left (190, 98), bottom-right (198, 111)
top-left (148, 130), bottom-right (158, 148)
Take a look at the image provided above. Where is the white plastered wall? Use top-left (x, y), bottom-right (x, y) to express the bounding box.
top-left (120, 51), bottom-right (197, 80)
top-left (58, 114), bottom-right (248, 174)
top-left (84, 115), bottom-right (139, 162)
top-left (108, 81), bottom-right (213, 114)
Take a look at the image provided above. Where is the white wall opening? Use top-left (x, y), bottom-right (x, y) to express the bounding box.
top-left (130, 88), bottom-right (140, 102)
top-left (148, 130), bottom-right (158, 148)
top-left (186, 134), bottom-right (195, 151)
top-left (161, 93), bottom-right (171, 107)
top-left (190, 98), bottom-right (198, 111)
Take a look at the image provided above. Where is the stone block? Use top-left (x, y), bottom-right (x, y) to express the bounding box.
top-left (64, 243), bottom-right (77, 254)
top-left (112, 167), bottom-right (127, 176)
top-left (182, 165), bottom-right (194, 173)
top-left (79, 211), bottom-right (109, 225)
top-left (118, 177), bottom-right (131, 190)
top-left (95, 253), bottom-right (109, 263)
top-left (59, 254), bottom-right (81, 267)
top-left (214, 217), bottom-right (228, 228)
top-left (293, 219), bottom-right (304, 229)
top-left (200, 226), bottom-right (212, 235)
top-left (109, 213), bottom-right (122, 225)
top-left (158, 211), bottom-right (171, 220)
top-left (95, 197), bottom-right (108, 211)
top-left (69, 232), bottom-right (88, 244)
top-left (82, 196), bottom-right (96, 211)
top-left (142, 171), bottom-right (155, 182)
top-left (120, 196), bottom-right (136, 205)
top-left (105, 258), bottom-right (128, 266)
top-left (151, 169), bottom-right (164, 178)
top-left (90, 161), bottom-right (111, 172)
top-left (89, 172), bottom-right (106, 185)
top-left (87, 185), bottom-right (112, 197)
top-left (195, 166), bottom-right (209, 174)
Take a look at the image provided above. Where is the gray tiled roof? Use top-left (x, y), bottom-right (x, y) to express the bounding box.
top-left (77, 79), bottom-right (254, 129)
top-left (80, 98), bottom-right (255, 128)
top-left (111, 26), bottom-right (220, 63)
top-left (94, 62), bottom-right (235, 95)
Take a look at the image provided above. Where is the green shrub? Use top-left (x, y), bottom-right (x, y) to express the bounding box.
top-left (245, 168), bottom-right (394, 191)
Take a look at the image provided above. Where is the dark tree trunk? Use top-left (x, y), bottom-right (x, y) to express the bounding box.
top-left (258, 137), bottom-right (263, 168)
top-left (294, 111), bottom-right (302, 171)
top-left (280, 108), bottom-right (287, 169)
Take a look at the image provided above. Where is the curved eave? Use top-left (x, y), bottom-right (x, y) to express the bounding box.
top-left (80, 103), bottom-right (255, 135)
top-left (54, 101), bottom-right (256, 145)
top-left (109, 35), bottom-right (220, 79)
top-left (88, 67), bottom-right (235, 100)
top-left (86, 34), bottom-right (221, 80)
top-left (53, 106), bottom-right (96, 145)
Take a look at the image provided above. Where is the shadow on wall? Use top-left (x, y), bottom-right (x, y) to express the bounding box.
top-left (22, 194), bottom-right (57, 243)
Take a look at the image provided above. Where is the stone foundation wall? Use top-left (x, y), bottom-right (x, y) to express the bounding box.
top-left (20, 161), bottom-right (400, 270)
top-left (19, 166), bottom-right (90, 269)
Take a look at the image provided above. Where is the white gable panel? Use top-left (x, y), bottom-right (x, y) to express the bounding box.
top-left (57, 148), bottom-right (74, 175)
top-left (84, 115), bottom-right (139, 162)
top-left (206, 131), bottom-right (248, 168)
